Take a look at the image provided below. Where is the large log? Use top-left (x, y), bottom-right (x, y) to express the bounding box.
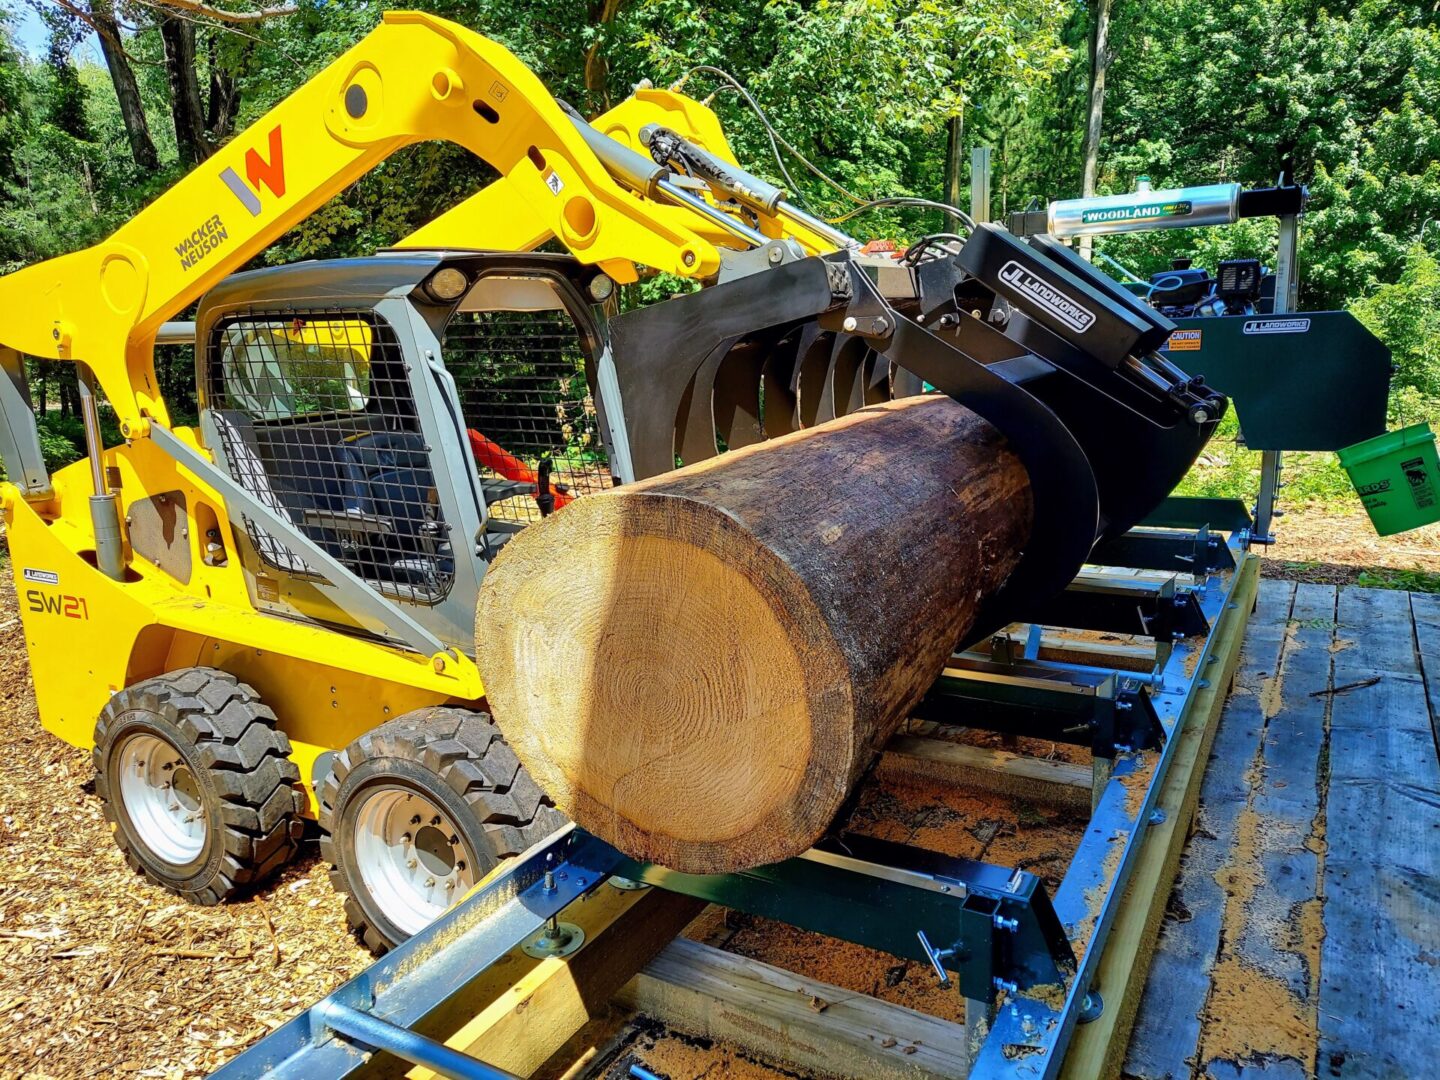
top-left (474, 395), bottom-right (1033, 873)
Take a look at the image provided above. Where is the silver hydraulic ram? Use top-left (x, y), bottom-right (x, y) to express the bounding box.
top-left (564, 106), bottom-right (857, 253)
top-left (638, 123), bottom-right (859, 250)
top-left (77, 369), bottom-right (126, 581)
top-left (564, 112), bottom-right (768, 249)
top-left (1045, 181), bottom-right (1242, 238)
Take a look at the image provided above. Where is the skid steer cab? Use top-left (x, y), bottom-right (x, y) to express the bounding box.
top-left (197, 252), bottom-right (620, 648)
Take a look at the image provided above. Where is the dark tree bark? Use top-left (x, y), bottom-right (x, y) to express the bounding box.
top-left (1079, 0), bottom-right (1113, 260)
top-left (944, 112), bottom-right (964, 229)
top-left (204, 36), bottom-right (242, 141)
top-left (583, 0), bottom-right (625, 108)
top-left (159, 16), bottom-right (212, 165)
top-left (90, 0), bottom-right (158, 169)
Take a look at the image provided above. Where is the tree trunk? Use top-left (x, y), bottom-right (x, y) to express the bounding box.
top-left (943, 112), bottom-right (964, 231)
top-left (1079, 0), bottom-right (1112, 261)
top-left (583, 0), bottom-right (625, 108)
top-left (474, 396), bottom-right (1032, 873)
top-left (92, 1), bottom-right (159, 170)
top-left (205, 36), bottom-right (242, 141)
top-left (159, 16), bottom-right (212, 165)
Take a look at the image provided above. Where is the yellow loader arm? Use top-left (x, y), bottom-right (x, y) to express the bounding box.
top-left (0, 12), bottom-right (780, 430)
top-left (400, 85), bottom-right (841, 257)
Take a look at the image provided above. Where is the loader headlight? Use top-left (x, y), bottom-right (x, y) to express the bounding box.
top-left (426, 268), bottom-right (470, 302)
top-left (587, 273), bottom-right (615, 303)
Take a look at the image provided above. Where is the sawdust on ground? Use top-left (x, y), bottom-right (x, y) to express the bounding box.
top-left (0, 571), bottom-right (371, 1080)
top-left (1260, 500), bottom-right (1440, 584)
top-left (605, 1018), bottom-right (814, 1080)
top-left (693, 770), bottom-right (1089, 1023)
top-left (913, 721), bottom-right (1093, 768)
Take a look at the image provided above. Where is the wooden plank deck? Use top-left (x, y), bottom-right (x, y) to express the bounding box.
top-left (1126, 583), bottom-right (1440, 1080)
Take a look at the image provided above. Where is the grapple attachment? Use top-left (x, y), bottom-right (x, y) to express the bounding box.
top-left (607, 224), bottom-right (1226, 635)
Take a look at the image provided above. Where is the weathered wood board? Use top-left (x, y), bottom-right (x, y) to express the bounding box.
top-left (1126, 584), bottom-right (1440, 1080)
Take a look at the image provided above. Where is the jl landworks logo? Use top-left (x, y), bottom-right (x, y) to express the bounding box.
top-left (998, 260), bottom-right (1096, 334)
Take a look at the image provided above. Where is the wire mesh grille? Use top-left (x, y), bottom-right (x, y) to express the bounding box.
top-left (443, 301), bottom-right (612, 525)
top-left (207, 309), bottom-right (454, 604)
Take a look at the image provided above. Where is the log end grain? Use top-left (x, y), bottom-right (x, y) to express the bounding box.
top-left (476, 492), bottom-right (856, 873)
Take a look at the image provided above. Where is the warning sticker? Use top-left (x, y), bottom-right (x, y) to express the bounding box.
top-left (544, 171), bottom-right (565, 196)
top-left (1167, 329), bottom-right (1203, 352)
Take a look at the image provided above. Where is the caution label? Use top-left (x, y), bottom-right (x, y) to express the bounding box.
top-left (1167, 329), bottom-right (1203, 352)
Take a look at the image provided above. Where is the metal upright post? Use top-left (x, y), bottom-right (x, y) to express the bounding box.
top-left (965, 995), bottom-right (995, 1059)
top-left (1253, 212), bottom-right (1298, 543)
top-left (970, 146), bottom-right (992, 225)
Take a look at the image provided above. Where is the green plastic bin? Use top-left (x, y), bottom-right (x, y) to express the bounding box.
top-left (1337, 422), bottom-right (1440, 536)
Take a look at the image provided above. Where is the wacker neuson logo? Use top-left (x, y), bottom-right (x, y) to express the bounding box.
top-left (1243, 318), bottom-right (1310, 335)
top-left (998, 261), bottom-right (1096, 334)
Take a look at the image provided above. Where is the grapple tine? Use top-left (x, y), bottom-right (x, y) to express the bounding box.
top-left (796, 329), bottom-right (832, 428)
top-left (713, 336), bottom-right (771, 450)
top-left (761, 324), bottom-right (812, 439)
top-left (675, 340), bottom-right (733, 465)
top-left (832, 336), bottom-right (870, 417)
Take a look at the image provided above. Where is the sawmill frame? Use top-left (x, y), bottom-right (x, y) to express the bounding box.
top-left (214, 499), bottom-right (1259, 1080)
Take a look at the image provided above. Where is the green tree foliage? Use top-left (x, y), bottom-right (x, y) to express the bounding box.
top-left (1051, 0), bottom-right (1440, 316)
top-left (1, 0), bottom-right (1439, 407)
top-left (1352, 244), bottom-right (1440, 400)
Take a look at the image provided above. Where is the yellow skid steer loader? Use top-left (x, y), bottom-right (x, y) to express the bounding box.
top-left (0, 13), bottom-right (1222, 952)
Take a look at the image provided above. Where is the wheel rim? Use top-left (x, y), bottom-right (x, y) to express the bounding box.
top-left (351, 785), bottom-right (477, 937)
top-left (115, 732), bottom-right (207, 866)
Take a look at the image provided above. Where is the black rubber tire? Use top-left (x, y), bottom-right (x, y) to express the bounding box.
top-left (94, 668), bottom-right (306, 905)
top-left (319, 706), bottom-right (566, 954)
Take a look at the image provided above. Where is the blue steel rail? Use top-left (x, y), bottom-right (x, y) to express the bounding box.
top-left (210, 825), bottom-right (623, 1080)
top-left (215, 511), bottom-right (1252, 1080)
top-left (970, 539), bottom-right (1249, 1077)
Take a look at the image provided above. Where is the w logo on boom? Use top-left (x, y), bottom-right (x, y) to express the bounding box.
top-left (219, 126), bottom-right (286, 216)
